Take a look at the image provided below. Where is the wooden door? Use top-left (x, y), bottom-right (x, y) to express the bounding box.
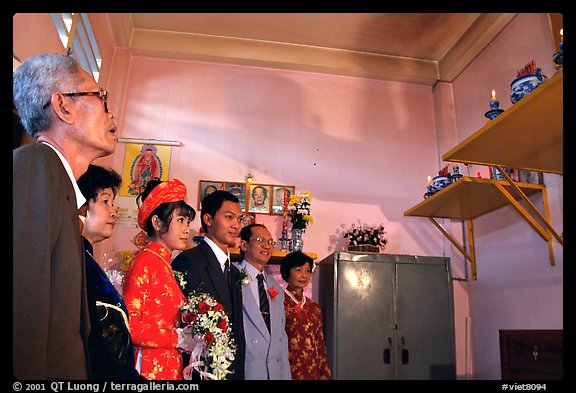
top-left (500, 329), bottom-right (563, 380)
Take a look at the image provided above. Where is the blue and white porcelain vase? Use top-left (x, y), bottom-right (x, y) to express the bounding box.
top-left (291, 228), bottom-right (303, 252)
top-left (431, 175), bottom-right (451, 193)
top-left (510, 68), bottom-right (547, 104)
top-left (553, 40), bottom-right (563, 67)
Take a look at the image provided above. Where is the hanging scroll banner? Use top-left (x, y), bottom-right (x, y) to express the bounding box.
top-left (120, 143), bottom-right (172, 197)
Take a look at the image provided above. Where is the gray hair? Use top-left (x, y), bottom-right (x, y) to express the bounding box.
top-left (13, 53), bottom-right (84, 138)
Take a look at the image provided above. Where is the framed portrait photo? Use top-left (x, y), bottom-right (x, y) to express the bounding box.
top-left (272, 185), bottom-right (295, 214)
top-left (248, 184), bottom-right (271, 214)
top-left (240, 213), bottom-right (256, 228)
top-left (198, 180), bottom-right (223, 209)
top-left (225, 182), bottom-right (247, 212)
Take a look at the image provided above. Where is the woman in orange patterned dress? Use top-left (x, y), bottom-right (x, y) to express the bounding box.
top-left (280, 252), bottom-right (331, 380)
top-left (123, 178), bottom-right (196, 380)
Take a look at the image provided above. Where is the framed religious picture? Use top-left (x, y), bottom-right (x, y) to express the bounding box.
top-left (226, 182), bottom-right (247, 212)
top-left (272, 185), bottom-right (295, 214)
top-left (121, 143), bottom-right (171, 197)
top-left (248, 184), bottom-right (271, 214)
top-left (198, 180), bottom-right (223, 209)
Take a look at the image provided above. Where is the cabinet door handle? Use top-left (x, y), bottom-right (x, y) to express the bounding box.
top-left (533, 345), bottom-right (539, 361)
top-left (402, 348), bottom-right (409, 364)
top-left (383, 337), bottom-right (392, 364)
top-left (383, 349), bottom-right (391, 364)
top-left (400, 337), bottom-right (409, 364)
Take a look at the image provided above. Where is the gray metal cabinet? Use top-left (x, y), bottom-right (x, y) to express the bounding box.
top-left (317, 252), bottom-right (456, 380)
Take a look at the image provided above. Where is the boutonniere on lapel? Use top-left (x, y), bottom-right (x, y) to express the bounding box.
top-left (267, 286), bottom-right (279, 301)
top-left (236, 267), bottom-right (251, 286)
top-left (173, 270), bottom-right (187, 291)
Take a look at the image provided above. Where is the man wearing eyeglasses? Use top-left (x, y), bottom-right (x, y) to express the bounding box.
top-left (234, 224), bottom-right (291, 380)
top-left (13, 53), bottom-right (117, 379)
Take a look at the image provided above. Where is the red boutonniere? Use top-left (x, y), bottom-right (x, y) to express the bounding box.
top-left (267, 286), bottom-right (278, 301)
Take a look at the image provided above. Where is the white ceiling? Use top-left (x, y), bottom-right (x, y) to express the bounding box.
top-left (107, 13), bottom-right (519, 86)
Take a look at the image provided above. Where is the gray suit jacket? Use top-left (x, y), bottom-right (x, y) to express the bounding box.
top-left (13, 143), bottom-right (90, 379)
top-left (234, 261), bottom-right (291, 380)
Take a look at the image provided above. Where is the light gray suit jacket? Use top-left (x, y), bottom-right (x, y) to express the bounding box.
top-left (234, 261), bottom-right (291, 380)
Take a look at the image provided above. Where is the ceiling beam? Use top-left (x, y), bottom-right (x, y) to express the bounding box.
top-left (107, 13), bottom-right (516, 86)
top-left (438, 13), bottom-right (518, 82)
top-left (129, 29), bottom-right (439, 85)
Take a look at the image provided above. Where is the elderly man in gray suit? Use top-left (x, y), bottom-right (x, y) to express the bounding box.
top-left (234, 224), bottom-right (291, 380)
top-left (13, 53), bottom-right (117, 379)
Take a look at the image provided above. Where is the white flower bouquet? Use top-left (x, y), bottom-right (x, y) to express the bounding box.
top-left (180, 290), bottom-right (237, 380)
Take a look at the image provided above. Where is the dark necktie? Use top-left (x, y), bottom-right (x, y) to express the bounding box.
top-left (257, 273), bottom-right (271, 333)
top-left (223, 259), bottom-right (231, 287)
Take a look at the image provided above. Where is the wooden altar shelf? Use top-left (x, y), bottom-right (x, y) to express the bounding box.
top-left (407, 71), bottom-right (563, 280)
top-left (404, 176), bottom-right (561, 280)
top-left (442, 69), bottom-right (563, 175)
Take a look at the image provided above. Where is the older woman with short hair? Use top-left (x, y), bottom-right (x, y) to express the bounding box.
top-left (280, 252), bottom-right (331, 380)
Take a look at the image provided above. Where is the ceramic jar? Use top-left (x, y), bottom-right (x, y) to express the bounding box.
top-left (510, 68), bottom-right (547, 104)
top-left (431, 175), bottom-right (451, 193)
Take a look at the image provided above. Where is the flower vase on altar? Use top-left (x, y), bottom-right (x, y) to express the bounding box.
top-left (343, 223), bottom-right (387, 254)
top-left (291, 228), bottom-right (303, 252)
top-left (510, 60), bottom-right (547, 104)
top-left (287, 191), bottom-right (313, 252)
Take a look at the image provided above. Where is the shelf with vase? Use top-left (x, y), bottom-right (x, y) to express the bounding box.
top-left (404, 175), bottom-right (562, 280)
top-left (442, 69), bottom-right (562, 175)
top-left (405, 64), bottom-right (563, 280)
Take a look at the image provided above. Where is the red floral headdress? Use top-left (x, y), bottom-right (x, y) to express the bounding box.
top-left (137, 178), bottom-right (187, 230)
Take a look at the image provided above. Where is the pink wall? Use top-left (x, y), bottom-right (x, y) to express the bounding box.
top-left (101, 54), bottom-right (472, 377)
top-left (433, 80), bottom-right (474, 378)
top-left (106, 56), bottom-right (448, 260)
top-left (15, 13), bottom-right (562, 381)
top-left (13, 14), bottom-right (64, 59)
top-left (450, 13), bottom-right (563, 379)
top-left (12, 12), bottom-right (469, 379)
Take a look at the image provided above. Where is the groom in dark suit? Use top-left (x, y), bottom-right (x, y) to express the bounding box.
top-left (172, 190), bottom-right (246, 380)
